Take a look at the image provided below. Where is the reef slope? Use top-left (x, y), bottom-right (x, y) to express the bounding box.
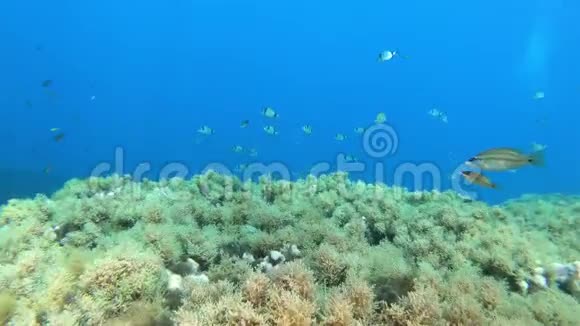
top-left (0, 172), bottom-right (578, 325)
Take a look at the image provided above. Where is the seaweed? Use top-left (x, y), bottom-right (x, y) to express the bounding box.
top-left (0, 173), bottom-right (577, 325)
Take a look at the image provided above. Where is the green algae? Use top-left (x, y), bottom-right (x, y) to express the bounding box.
top-left (0, 292), bottom-right (16, 325)
top-left (0, 172), bottom-right (578, 325)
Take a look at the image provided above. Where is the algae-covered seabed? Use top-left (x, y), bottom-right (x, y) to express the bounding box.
top-left (0, 172), bottom-right (578, 325)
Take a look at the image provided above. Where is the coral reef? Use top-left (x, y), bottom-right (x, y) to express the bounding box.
top-left (0, 172), bottom-right (578, 325)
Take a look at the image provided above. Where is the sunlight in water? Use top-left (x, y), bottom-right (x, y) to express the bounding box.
top-left (521, 22), bottom-right (549, 90)
top-left (520, 0), bottom-right (562, 91)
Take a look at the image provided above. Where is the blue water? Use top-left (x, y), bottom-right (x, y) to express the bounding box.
top-left (1, 0), bottom-right (579, 204)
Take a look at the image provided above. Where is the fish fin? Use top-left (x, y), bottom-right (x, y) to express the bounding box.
top-left (491, 183), bottom-right (501, 190)
top-left (529, 150), bottom-right (545, 167)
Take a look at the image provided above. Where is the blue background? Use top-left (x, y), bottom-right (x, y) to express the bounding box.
top-left (1, 0), bottom-right (579, 204)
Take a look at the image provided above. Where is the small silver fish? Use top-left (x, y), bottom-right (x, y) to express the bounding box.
top-left (375, 112), bottom-right (387, 124)
top-left (345, 155), bottom-right (358, 162)
top-left (197, 126), bottom-right (214, 135)
top-left (262, 107), bottom-right (279, 118)
top-left (263, 125), bottom-right (279, 135)
top-left (531, 142), bottom-right (547, 152)
top-left (378, 50), bottom-right (397, 62)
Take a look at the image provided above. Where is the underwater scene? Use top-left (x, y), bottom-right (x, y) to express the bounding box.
top-left (1, 0), bottom-right (579, 325)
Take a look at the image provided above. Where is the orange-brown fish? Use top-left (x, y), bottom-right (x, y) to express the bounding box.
top-left (467, 148), bottom-right (544, 171)
top-left (461, 171), bottom-right (498, 189)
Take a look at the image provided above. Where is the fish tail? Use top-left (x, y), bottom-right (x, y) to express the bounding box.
top-left (491, 183), bottom-right (500, 190)
top-left (529, 150), bottom-right (545, 167)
